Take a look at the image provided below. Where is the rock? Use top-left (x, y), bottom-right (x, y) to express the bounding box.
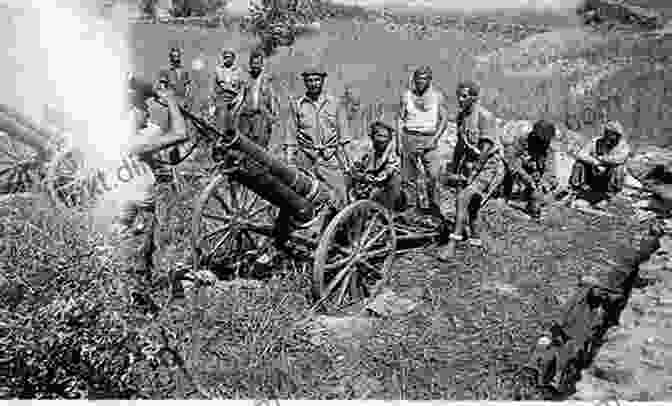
top-left (364, 288), bottom-right (421, 317)
top-left (659, 236), bottom-right (672, 253)
top-left (651, 184), bottom-right (672, 205)
top-left (580, 0), bottom-right (664, 30)
top-left (0, 274), bottom-right (25, 307)
top-left (303, 315), bottom-right (376, 348)
top-left (627, 146), bottom-right (672, 183)
top-left (638, 250), bottom-right (672, 281)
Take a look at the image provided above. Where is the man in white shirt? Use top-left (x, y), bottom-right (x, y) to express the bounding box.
top-left (398, 66), bottom-right (448, 217)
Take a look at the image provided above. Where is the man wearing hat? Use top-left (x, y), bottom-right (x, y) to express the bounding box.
top-left (569, 120), bottom-right (631, 198)
top-left (500, 119), bottom-right (559, 218)
top-left (397, 65), bottom-right (448, 216)
top-left (285, 64), bottom-right (351, 207)
top-left (347, 118), bottom-right (404, 211)
top-left (119, 86), bottom-right (190, 288)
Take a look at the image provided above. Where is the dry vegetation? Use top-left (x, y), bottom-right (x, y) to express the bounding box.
top-left (2, 3), bottom-right (671, 399)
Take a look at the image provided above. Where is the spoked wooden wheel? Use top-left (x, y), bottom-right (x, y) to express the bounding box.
top-left (46, 147), bottom-right (101, 208)
top-left (192, 172), bottom-right (277, 274)
top-left (313, 199), bottom-right (397, 313)
top-left (0, 132), bottom-right (45, 194)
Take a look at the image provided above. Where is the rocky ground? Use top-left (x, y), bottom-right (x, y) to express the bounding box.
top-left (573, 218), bottom-right (672, 401)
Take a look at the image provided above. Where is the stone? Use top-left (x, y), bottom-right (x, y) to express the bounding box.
top-left (659, 235), bottom-right (672, 254)
top-left (628, 146), bottom-right (672, 183)
top-left (304, 315), bottom-right (376, 348)
top-left (364, 288), bottom-right (421, 317)
top-left (639, 250), bottom-right (672, 280)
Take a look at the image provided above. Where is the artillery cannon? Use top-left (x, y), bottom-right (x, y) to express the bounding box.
top-left (128, 77), bottom-right (446, 312)
top-left (0, 103), bottom-right (67, 196)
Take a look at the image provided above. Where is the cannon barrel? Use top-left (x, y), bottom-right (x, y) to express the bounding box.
top-left (130, 77), bottom-right (333, 221)
top-left (0, 103), bottom-right (62, 146)
top-left (0, 111), bottom-right (53, 162)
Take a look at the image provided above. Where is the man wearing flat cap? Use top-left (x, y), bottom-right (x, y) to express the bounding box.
top-left (569, 120), bottom-right (631, 198)
top-left (398, 65), bottom-right (448, 216)
top-left (285, 64), bottom-right (351, 207)
top-left (347, 118), bottom-right (404, 211)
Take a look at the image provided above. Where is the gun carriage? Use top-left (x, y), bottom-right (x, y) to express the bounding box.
top-left (129, 77), bottom-right (444, 312)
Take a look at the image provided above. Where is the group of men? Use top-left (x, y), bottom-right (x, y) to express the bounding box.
top-left (121, 46), bottom-right (633, 290)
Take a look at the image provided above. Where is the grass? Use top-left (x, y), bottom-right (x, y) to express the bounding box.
top-left (3, 5), bottom-right (671, 399)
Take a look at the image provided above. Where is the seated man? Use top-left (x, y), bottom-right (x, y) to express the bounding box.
top-left (501, 119), bottom-right (559, 218)
top-left (438, 126), bottom-right (506, 261)
top-left (569, 120), bottom-right (630, 199)
top-left (347, 119), bottom-right (405, 211)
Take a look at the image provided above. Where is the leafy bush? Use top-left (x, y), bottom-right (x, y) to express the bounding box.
top-left (0, 197), bottom-right (188, 398)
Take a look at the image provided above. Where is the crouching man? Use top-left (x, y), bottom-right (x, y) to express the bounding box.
top-left (347, 119), bottom-right (405, 211)
top-left (569, 120), bottom-right (630, 199)
top-left (501, 119), bottom-right (559, 218)
top-left (438, 125), bottom-right (506, 261)
top-left (118, 86), bottom-right (189, 288)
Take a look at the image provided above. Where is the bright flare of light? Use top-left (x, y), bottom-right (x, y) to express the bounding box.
top-left (2, 0), bottom-right (156, 226)
top-left (25, 0), bottom-right (133, 171)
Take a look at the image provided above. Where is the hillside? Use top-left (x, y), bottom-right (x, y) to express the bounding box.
top-left (3, 2), bottom-right (672, 399)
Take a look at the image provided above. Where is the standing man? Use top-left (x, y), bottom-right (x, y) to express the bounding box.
top-left (398, 65), bottom-right (449, 217)
top-left (449, 80), bottom-right (497, 189)
top-left (239, 49), bottom-right (280, 148)
top-left (157, 47), bottom-right (193, 165)
top-left (119, 85), bottom-right (189, 292)
top-left (285, 65), bottom-right (351, 208)
top-left (214, 48), bottom-right (244, 97)
top-left (157, 47), bottom-right (193, 109)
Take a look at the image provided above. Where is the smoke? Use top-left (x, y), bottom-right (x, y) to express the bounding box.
top-left (0, 0), bottom-right (153, 226)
